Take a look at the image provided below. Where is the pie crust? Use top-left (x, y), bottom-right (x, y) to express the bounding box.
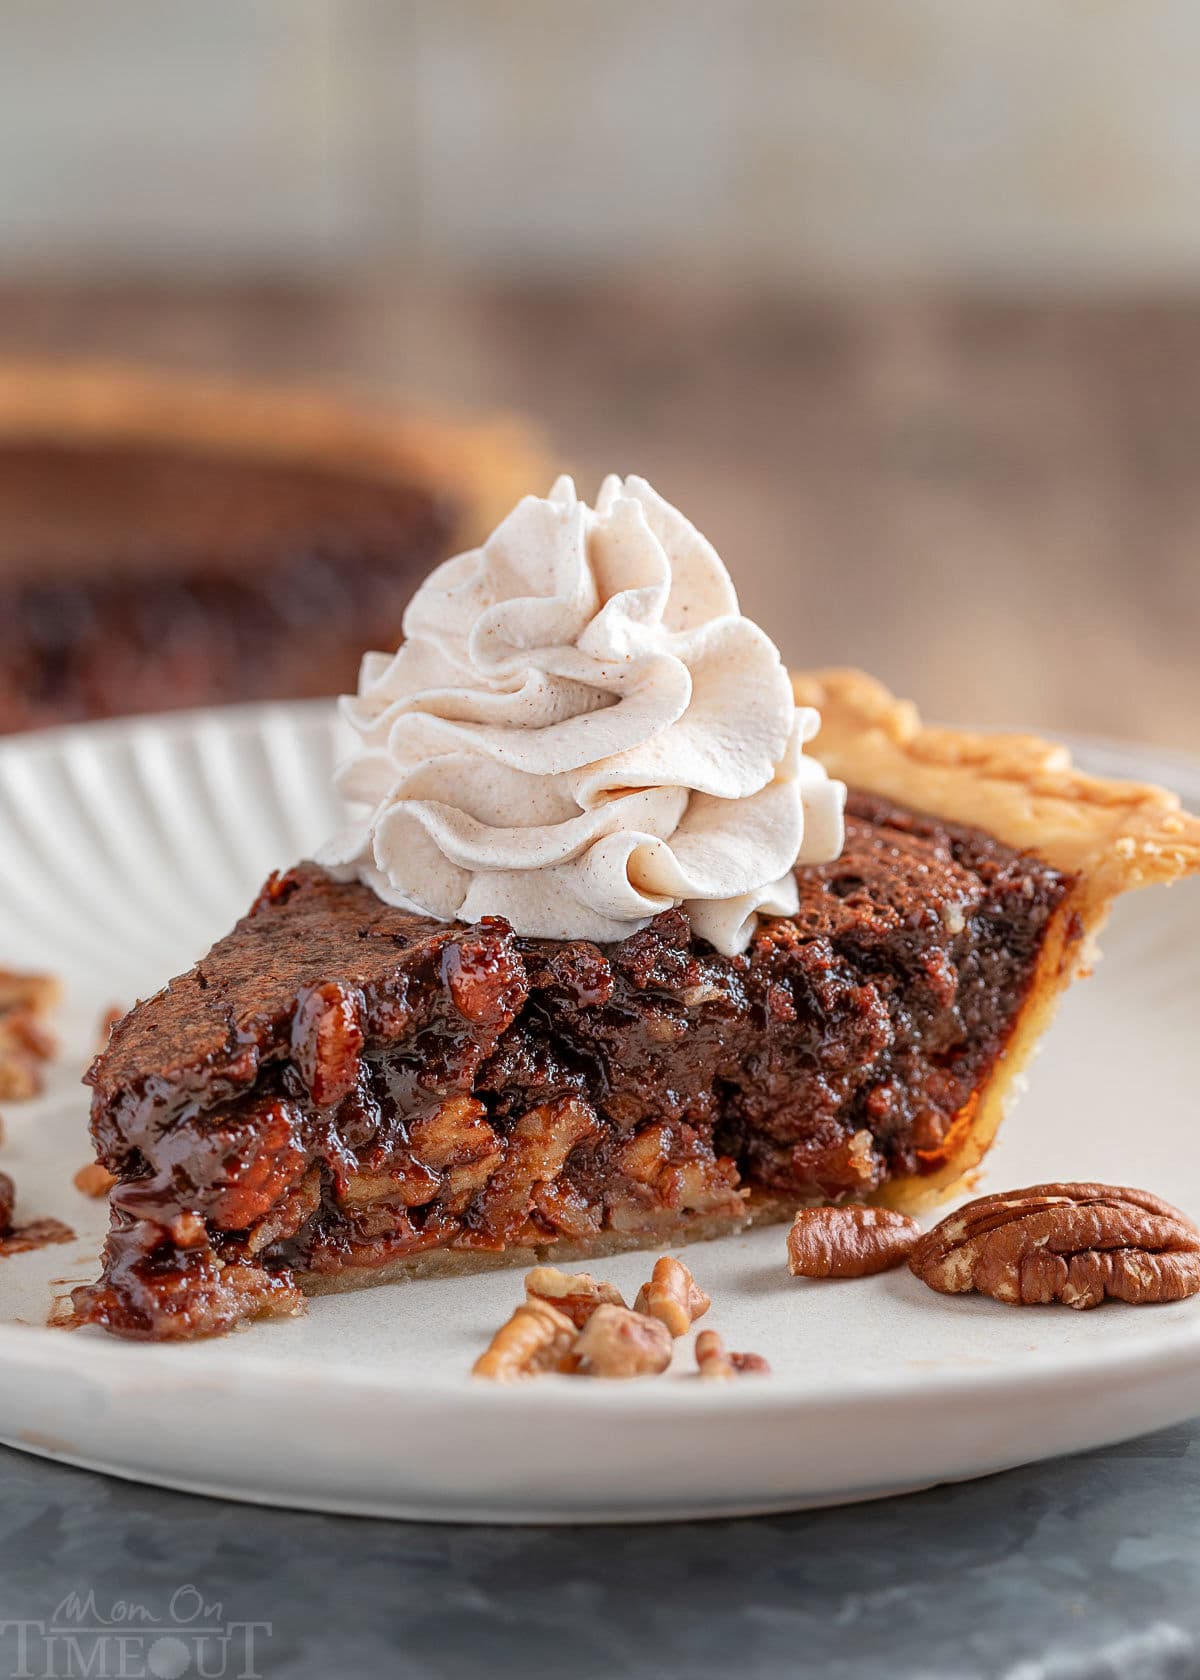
top-left (796, 668), bottom-right (1200, 1207)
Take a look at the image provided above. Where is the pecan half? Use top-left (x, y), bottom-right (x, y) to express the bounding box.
top-left (787, 1204), bottom-right (920, 1279)
top-left (634, 1256), bottom-right (710, 1336)
top-left (909, 1182), bottom-right (1200, 1309)
top-left (524, 1265), bottom-right (626, 1328)
top-left (695, 1329), bottom-right (770, 1379)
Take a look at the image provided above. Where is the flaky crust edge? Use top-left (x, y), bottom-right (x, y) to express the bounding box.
top-left (797, 666), bottom-right (1200, 1210)
top-left (0, 358), bottom-right (547, 549)
top-left (794, 667), bottom-right (1200, 897)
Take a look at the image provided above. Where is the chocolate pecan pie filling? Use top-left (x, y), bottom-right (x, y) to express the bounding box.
top-left (72, 793), bottom-right (1076, 1339)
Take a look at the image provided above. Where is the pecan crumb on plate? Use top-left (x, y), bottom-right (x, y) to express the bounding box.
top-left (634, 1256), bottom-right (710, 1336)
top-left (74, 1162), bottom-right (118, 1199)
top-left (572, 1305), bottom-right (673, 1378)
top-left (787, 1204), bottom-right (921, 1278)
top-left (523, 1265), bottom-right (626, 1329)
top-left (909, 1182), bottom-right (1200, 1309)
top-left (0, 968), bottom-right (61, 1101)
top-left (478, 1256), bottom-right (723, 1380)
top-left (695, 1329), bottom-right (771, 1379)
top-left (473, 1299), bottom-right (578, 1381)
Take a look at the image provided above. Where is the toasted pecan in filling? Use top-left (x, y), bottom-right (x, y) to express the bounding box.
top-left (72, 793), bottom-right (1074, 1339)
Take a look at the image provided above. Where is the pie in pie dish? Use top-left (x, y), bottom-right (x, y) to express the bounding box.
top-left (0, 361), bottom-right (541, 731)
top-left (72, 660), bottom-right (1200, 1338)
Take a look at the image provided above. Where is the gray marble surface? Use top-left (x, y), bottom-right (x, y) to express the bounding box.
top-left (1, 1423), bottom-right (1198, 1680)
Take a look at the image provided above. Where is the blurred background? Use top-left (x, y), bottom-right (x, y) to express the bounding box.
top-left (0, 0), bottom-right (1197, 743)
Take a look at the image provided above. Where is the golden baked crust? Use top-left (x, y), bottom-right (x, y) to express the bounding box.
top-left (796, 667), bottom-right (1200, 1209)
top-left (0, 358), bottom-right (546, 547)
top-left (794, 667), bottom-right (1200, 896)
top-left (295, 1208), bottom-right (753, 1297)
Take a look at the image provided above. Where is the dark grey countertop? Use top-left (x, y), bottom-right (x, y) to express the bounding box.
top-left (1, 1423), bottom-right (1198, 1680)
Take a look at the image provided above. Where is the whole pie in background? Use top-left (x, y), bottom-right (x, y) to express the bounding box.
top-left (0, 361), bottom-right (542, 732)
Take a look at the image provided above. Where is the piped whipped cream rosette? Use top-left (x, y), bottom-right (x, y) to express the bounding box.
top-left (317, 474), bottom-right (846, 955)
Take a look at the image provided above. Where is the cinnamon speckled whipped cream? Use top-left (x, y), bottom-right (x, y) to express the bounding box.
top-left (317, 474), bottom-right (845, 954)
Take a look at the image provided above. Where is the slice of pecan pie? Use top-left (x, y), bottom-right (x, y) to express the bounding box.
top-left (72, 670), bottom-right (1200, 1338)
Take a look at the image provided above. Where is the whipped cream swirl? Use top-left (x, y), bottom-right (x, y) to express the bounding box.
top-left (317, 474), bottom-right (845, 954)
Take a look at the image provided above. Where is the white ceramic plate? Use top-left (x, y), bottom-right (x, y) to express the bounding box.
top-left (0, 703), bottom-right (1197, 1523)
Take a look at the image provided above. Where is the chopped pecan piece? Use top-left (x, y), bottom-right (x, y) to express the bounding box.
top-left (695, 1329), bottom-right (770, 1378)
top-left (0, 968), bottom-right (60, 1101)
top-left (410, 1097), bottom-right (492, 1170)
top-left (336, 1160), bottom-right (440, 1210)
top-left (615, 1122), bottom-right (672, 1185)
top-left (0, 969), bottom-right (60, 1016)
top-left (788, 1126), bottom-right (885, 1200)
top-left (245, 1166), bottom-right (322, 1255)
top-left (524, 1265), bottom-right (626, 1328)
top-left (572, 1304), bottom-right (673, 1378)
top-left (291, 981), bottom-right (363, 1108)
top-left (534, 1177), bottom-right (604, 1242)
top-left (473, 1298), bottom-right (578, 1381)
top-left (787, 1204), bottom-right (921, 1279)
top-left (74, 1162), bottom-right (118, 1199)
top-left (206, 1098), bottom-right (308, 1232)
top-left (0, 1170), bottom-right (13, 1235)
top-left (909, 1182), bottom-right (1200, 1309)
top-left (409, 1098), bottom-right (504, 1213)
top-left (443, 931), bottom-right (527, 1026)
top-left (478, 1096), bottom-right (601, 1235)
top-left (95, 1004), bottom-right (124, 1057)
top-left (634, 1256), bottom-right (711, 1336)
